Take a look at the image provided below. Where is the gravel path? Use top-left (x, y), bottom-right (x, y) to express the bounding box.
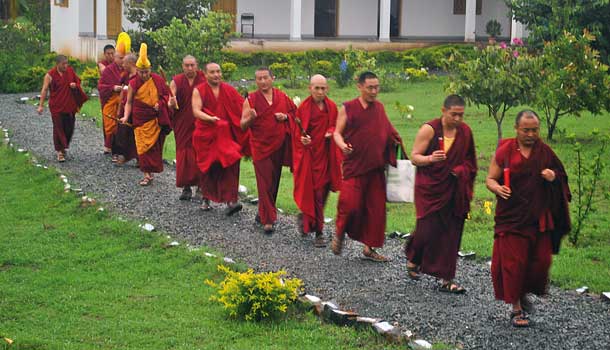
top-left (2, 94), bottom-right (609, 350)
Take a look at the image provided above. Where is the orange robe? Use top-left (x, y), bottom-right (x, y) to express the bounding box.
top-left (98, 62), bottom-right (124, 149)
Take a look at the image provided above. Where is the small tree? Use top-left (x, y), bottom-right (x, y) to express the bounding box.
top-left (448, 43), bottom-right (535, 143)
top-left (125, 0), bottom-right (216, 32)
top-left (148, 13), bottom-right (236, 76)
top-left (534, 30), bottom-right (610, 141)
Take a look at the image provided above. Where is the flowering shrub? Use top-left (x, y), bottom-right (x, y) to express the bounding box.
top-left (221, 62), bottom-right (237, 81)
top-left (206, 265), bottom-right (303, 321)
top-left (314, 60), bottom-right (334, 78)
top-left (405, 67), bottom-right (429, 82)
top-left (80, 67), bottom-right (100, 94)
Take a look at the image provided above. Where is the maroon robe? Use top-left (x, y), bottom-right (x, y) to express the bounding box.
top-left (292, 96), bottom-right (342, 233)
top-left (113, 74), bottom-right (138, 162)
top-left (47, 66), bottom-right (88, 152)
top-left (248, 88), bottom-right (296, 225)
top-left (335, 98), bottom-right (398, 248)
top-left (193, 82), bottom-right (245, 203)
top-left (98, 62), bottom-right (125, 149)
top-left (492, 138), bottom-right (571, 304)
top-left (405, 118), bottom-right (477, 280)
top-left (129, 73), bottom-right (171, 173)
top-left (171, 71), bottom-right (206, 187)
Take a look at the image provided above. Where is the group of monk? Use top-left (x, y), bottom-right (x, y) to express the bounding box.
top-left (36, 36), bottom-right (572, 328)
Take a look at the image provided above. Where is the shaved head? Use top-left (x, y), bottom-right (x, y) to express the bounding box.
top-left (309, 74), bottom-right (329, 102)
top-left (183, 55), bottom-right (197, 64)
top-left (124, 53), bottom-right (137, 64)
top-left (182, 55), bottom-right (198, 78)
top-left (310, 74), bottom-right (327, 85)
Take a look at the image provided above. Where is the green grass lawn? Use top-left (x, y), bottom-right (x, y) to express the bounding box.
top-left (0, 146), bottom-right (406, 350)
top-left (79, 76), bottom-right (610, 292)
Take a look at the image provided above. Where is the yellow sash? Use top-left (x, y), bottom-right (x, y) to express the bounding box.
top-left (135, 78), bottom-right (158, 107)
top-left (102, 93), bottom-right (121, 136)
top-left (444, 136), bottom-right (455, 153)
top-left (134, 118), bottom-right (160, 155)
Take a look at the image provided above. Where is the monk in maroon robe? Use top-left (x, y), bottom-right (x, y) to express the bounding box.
top-left (405, 95), bottom-right (477, 292)
top-left (332, 71), bottom-right (401, 262)
top-left (37, 55), bottom-right (88, 162)
top-left (98, 49), bottom-right (126, 160)
top-left (169, 55), bottom-right (206, 200)
top-left (241, 67), bottom-right (296, 234)
top-left (122, 43), bottom-right (171, 186)
top-left (113, 53), bottom-right (138, 165)
top-left (97, 44), bottom-right (115, 75)
top-left (293, 75), bottom-right (342, 247)
top-left (486, 110), bottom-right (571, 328)
top-left (192, 62), bottom-right (248, 215)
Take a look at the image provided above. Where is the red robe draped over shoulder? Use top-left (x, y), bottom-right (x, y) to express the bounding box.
top-left (247, 88), bottom-right (296, 163)
top-left (292, 96), bottom-right (342, 220)
top-left (335, 98), bottom-right (398, 248)
top-left (48, 66), bottom-right (88, 116)
top-left (98, 62), bottom-right (124, 147)
top-left (171, 71), bottom-right (206, 187)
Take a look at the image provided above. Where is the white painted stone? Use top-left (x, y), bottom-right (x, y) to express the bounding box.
top-left (576, 286), bottom-right (589, 294)
top-left (601, 292), bottom-right (610, 301)
top-left (458, 251), bottom-right (476, 259)
top-left (204, 252), bottom-right (217, 258)
top-left (324, 217), bottom-right (333, 224)
top-left (43, 166), bottom-right (48, 169)
top-left (62, 178), bottom-right (68, 183)
top-left (373, 321), bottom-right (394, 333)
top-left (304, 294), bottom-right (321, 303)
top-left (277, 208), bottom-right (284, 214)
top-left (97, 207), bottom-right (104, 212)
top-left (140, 223), bottom-right (155, 232)
top-left (17, 148), bottom-right (25, 153)
top-left (249, 197), bottom-right (259, 204)
top-left (64, 184), bottom-right (71, 191)
top-left (169, 241), bottom-right (180, 247)
top-left (356, 317), bottom-right (379, 324)
top-left (223, 257), bottom-right (236, 264)
top-left (322, 301), bottom-right (338, 310)
top-left (413, 339), bottom-right (433, 349)
top-left (59, 175), bottom-right (67, 179)
top-left (238, 185), bottom-right (248, 194)
top-left (36, 164), bottom-right (42, 168)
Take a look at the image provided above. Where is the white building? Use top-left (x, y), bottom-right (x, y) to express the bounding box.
top-left (51, 0), bottom-right (526, 61)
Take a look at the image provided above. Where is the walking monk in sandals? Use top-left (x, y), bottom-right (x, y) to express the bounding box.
top-left (405, 95), bottom-right (477, 293)
top-left (486, 110), bottom-right (571, 328)
top-left (121, 43), bottom-right (171, 186)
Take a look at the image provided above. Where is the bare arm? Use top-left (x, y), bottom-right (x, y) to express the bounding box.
top-left (98, 63), bottom-right (106, 74)
top-left (121, 86), bottom-right (134, 123)
top-left (191, 88), bottom-right (219, 123)
top-left (240, 99), bottom-right (256, 131)
top-left (37, 74), bottom-right (52, 114)
top-left (486, 154), bottom-right (511, 200)
top-left (410, 124), bottom-right (445, 167)
top-left (332, 106), bottom-right (353, 155)
top-left (168, 80), bottom-right (178, 109)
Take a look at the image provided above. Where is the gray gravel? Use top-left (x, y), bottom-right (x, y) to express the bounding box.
top-left (2, 94), bottom-right (609, 350)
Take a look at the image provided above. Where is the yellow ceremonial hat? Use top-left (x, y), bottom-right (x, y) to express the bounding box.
top-left (116, 32), bottom-right (131, 55)
top-left (136, 43), bottom-right (151, 69)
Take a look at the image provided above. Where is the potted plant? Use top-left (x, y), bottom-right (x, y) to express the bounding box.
top-left (486, 19), bottom-right (502, 45)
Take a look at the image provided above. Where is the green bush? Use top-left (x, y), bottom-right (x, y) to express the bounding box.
top-left (80, 67), bottom-right (100, 94)
top-left (401, 55), bottom-right (422, 69)
top-left (405, 67), bottom-right (429, 82)
top-left (269, 62), bottom-right (291, 79)
top-left (14, 66), bottom-right (47, 92)
top-left (486, 19), bottom-right (502, 38)
top-left (221, 62), bottom-right (237, 81)
top-left (314, 60), bottom-right (334, 78)
top-left (371, 50), bottom-right (402, 64)
top-left (206, 265), bottom-right (303, 321)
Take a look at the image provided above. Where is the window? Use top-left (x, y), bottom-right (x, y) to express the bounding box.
top-left (453, 0), bottom-right (482, 15)
top-left (54, 0), bottom-right (69, 7)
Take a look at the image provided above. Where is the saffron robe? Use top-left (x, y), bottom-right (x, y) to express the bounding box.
top-left (491, 138), bottom-right (571, 303)
top-left (292, 96), bottom-right (342, 233)
top-left (193, 81), bottom-right (245, 203)
top-left (47, 66), bottom-right (88, 151)
top-left (335, 98), bottom-right (398, 248)
top-left (171, 71), bottom-right (206, 187)
top-left (405, 118), bottom-right (477, 280)
top-left (98, 62), bottom-right (124, 148)
top-left (248, 88), bottom-right (296, 225)
top-left (129, 73), bottom-right (171, 173)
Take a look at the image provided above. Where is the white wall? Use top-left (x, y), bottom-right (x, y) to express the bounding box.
top-left (301, 0), bottom-right (315, 37)
top-left (51, 1), bottom-right (81, 57)
top-left (338, 0), bottom-right (378, 38)
top-left (78, 0), bottom-right (95, 36)
top-left (237, 0), bottom-right (290, 37)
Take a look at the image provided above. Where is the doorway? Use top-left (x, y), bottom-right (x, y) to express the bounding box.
top-left (314, 0), bottom-right (337, 37)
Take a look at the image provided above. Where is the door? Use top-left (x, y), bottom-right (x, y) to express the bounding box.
top-left (212, 0), bottom-right (237, 31)
top-left (107, 0), bottom-right (121, 38)
top-left (390, 0), bottom-right (400, 37)
top-left (315, 0), bottom-right (337, 37)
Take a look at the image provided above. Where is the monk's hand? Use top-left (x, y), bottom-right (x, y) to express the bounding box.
top-left (119, 116), bottom-right (128, 124)
top-left (541, 169), bottom-right (556, 182)
top-left (69, 82), bottom-right (77, 89)
top-left (208, 116), bottom-right (221, 123)
top-left (153, 103), bottom-right (159, 111)
top-left (113, 85), bottom-right (122, 92)
top-left (249, 109), bottom-right (257, 119)
top-left (429, 150), bottom-right (446, 163)
top-left (37, 105), bottom-right (43, 115)
top-left (301, 135), bottom-right (312, 146)
top-left (275, 113), bottom-right (288, 122)
top-left (324, 132), bottom-right (332, 138)
top-left (340, 142), bottom-right (353, 155)
top-left (168, 96), bottom-right (178, 109)
top-left (496, 184), bottom-right (512, 200)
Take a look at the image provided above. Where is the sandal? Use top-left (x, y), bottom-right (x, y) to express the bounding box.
top-left (200, 199), bottom-right (211, 211)
top-left (314, 232), bottom-right (326, 248)
top-left (406, 263), bottom-right (422, 280)
top-left (263, 223), bottom-right (275, 235)
top-left (111, 154), bottom-right (119, 163)
top-left (520, 295), bottom-right (535, 315)
top-left (139, 176), bottom-right (153, 186)
top-left (331, 233), bottom-right (345, 255)
top-left (439, 281), bottom-right (466, 294)
top-left (362, 249), bottom-right (390, 263)
top-left (57, 152), bottom-right (65, 162)
top-left (297, 213), bottom-right (307, 237)
top-left (510, 310), bottom-right (530, 328)
top-left (225, 202), bottom-right (243, 216)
